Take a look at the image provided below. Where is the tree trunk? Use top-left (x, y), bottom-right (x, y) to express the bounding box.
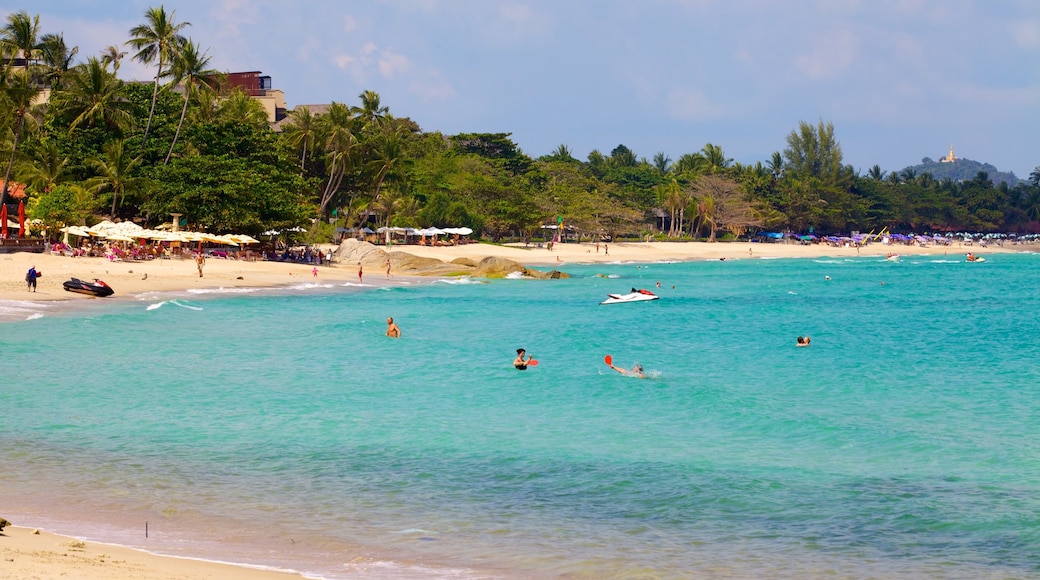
top-left (165, 80), bottom-right (190, 165)
top-left (142, 62), bottom-right (163, 142)
top-left (0, 114), bottom-right (25, 208)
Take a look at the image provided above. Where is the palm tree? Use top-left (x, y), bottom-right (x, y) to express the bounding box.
top-left (0, 69), bottom-right (42, 207)
top-left (701, 143), bottom-right (732, 173)
top-left (126, 5), bottom-right (190, 142)
top-left (38, 33), bottom-right (78, 89)
top-left (216, 87), bottom-right (268, 126)
top-left (673, 152), bottom-right (706, 175)
top-left (0, 10), bottom-right (41, 73)
top-left (56, 57), bottom-right (133, 132)
top-left (86, 139), bottom-right (144, 218)
top-left (317, 102), bottom-right (359, 214)
top-left (165, 39), bottom-right (218, 164)
top-left (365, 120), bottom-right (405, 210)
top-left (100, 45), bottom-right (127, 74)
top-left (868, 164), bottom-right (884, 181)
top-left (355, 89), bottom-right (388, 127)
top-left (17, 140), bottom-right (68, 192)
top-left (767, 151), bottom-right (784, 180)
top-left (282, 106), bottom-right (318, 173)
top-left (653, 152), bottom-right (671, 175)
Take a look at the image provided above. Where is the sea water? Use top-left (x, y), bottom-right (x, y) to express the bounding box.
top-left (1, 253), bottom-right (1039, 579)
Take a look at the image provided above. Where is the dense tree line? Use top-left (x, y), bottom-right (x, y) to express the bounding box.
top-left (2, 8), bottom-right (1039, 241)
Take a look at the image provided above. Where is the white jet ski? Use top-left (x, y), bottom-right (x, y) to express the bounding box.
top-left (600, 288), bottom-right (660, 305)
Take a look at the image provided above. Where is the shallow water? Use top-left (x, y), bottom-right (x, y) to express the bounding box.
top-left (2, 254), bottom-right (1039, 578)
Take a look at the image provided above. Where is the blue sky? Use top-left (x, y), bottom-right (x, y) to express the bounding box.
top-left (12, 0), bottom-right (1040, 177)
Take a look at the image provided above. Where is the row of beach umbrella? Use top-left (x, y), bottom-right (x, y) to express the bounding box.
top-left (60, 220), bottom-right (260, 246)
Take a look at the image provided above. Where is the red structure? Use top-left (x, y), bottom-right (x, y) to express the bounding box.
top-left (226, 71), bottom-right (274, 97)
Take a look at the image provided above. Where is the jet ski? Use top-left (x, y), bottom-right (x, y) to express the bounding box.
top-left (63, 278), bottom-right (115, 297)
top-left (600, 288), bottom-right (659, 305)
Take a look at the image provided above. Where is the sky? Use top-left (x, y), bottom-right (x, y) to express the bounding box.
top-left (10, 0), bottom-right (1040, 177)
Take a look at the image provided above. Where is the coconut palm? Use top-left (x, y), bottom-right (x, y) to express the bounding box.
top-left (317, 102), bottom-right (360, 214)
top-left (0, 69), bottom-right (42, 207)
top-left (165, 39), bottom-right (218, 164)
top-left (126, 5), bottom-right (190, 142)
top-left (652, 152), bottom-right (671, 175)
top-left (216, 87), bottom-right (268, 126)
top-left (365, 120), bottom-right (405, 208)
top-left (38, 33), bottom-right (77, 88)
top-left (85, 139), bottom-right (144, 218)
top-left (56, 57), bottom-right (133, 132)
top-left (17, 140), bottom-right (68, 192)
top-left (0, 10), bottom-right (41, 73)
top-left (355, 90), bottom-right (388, 128)
top-left (701, 143), bottom-right (732, 173)
top-left (100, 45), bottom-right (127, 74)
top-left (282, 106), bottom-right (318, 173)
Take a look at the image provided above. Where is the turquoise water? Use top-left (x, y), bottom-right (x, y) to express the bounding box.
top-left (2, 253), bottom-right (1040, 578)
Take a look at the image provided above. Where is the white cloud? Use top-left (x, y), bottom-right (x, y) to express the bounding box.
top-left (793, 28), bottom-right (859, 79)
top-left (665, 88), bottom-right (733, 121)
top-left (343, 15), bottom-right (357, 33)
top-left (1009, 20), bottom-right (1040, 49)
top-left (378, 51), bottom-right (410, 77)
top-left (409, 78), bottom-right (457, 102)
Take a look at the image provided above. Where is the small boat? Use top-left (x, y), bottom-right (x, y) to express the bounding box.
top-left (600, 288), bottom-right (659, 305)
top-left (885, 253), bottom-right (900, 261)
top-left (63, 278), bottom-right (115, 297)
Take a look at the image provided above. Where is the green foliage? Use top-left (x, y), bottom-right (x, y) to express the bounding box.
top-left (29, 183), bottom-right (92, 226)
top-left (145, 154), bottom-right (309, 233)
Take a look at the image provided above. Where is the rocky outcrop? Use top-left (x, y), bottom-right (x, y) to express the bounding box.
top-left (333, 239), bottom-right (568, 279)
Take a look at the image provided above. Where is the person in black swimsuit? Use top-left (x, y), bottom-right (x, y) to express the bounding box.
top-left (514, 348), bottom-right (533, 370)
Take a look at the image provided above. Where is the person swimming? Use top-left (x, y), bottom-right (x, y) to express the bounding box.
top-left (514, 348), bottom-right (533, 370)
top-left (797, 336), bottom-right (811, 347)
top-left (608, 361), bottom-right (645, 378)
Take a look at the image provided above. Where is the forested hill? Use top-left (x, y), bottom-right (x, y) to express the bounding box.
top-left (902, 157), bottom-right (1020, 187)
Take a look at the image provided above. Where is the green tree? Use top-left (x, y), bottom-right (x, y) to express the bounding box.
top-left (53, 57), bottom-right (133, 132)
top-left (126, 5), bottom-right (190, 143)
top-left (100, 45), bottom-right (127, 74)
top-left (165, 39), bottom-right (219, 164)
top-left (783, 120), bottom-right (843, 184)
top-left (281, 105), bottom-right (318, 173)
top-left (37, 32), bottom-right (77, 88)
top-left (30, 183), bottom-right (92, 227)
top-left (85, 139), bottom-right (145, 218)
top-left (0, 10), bottom-right (41, 73)
top-left (0, 69), bottom-right (43, 206)
top-left (216, 87), bottom-right (268, 126)
top-left (17, 140), bottom-right (68, 193)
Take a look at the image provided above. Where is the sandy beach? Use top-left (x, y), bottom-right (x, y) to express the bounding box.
top-left (1, 238), bottom-right (1033, 579)
top-left (0, 239), bottom-right (1028, 303)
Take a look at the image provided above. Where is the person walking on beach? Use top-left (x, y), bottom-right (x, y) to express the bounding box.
top-left (195, 253), bottom-right (206, 278)
top-left (358, 262), bottom-right (363, 283)
top-left (386, 317), bottom-right (401, 338)
top-left (604, 244), bottom-right (608, 256)
top-left (385, 257), bottom-right (392, 279)
top-left (25, 265), bottom-right (39, 292)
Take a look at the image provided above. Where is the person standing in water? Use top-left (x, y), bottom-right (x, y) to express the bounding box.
top-left (386, 317), bottom-right (401, 338)
top-left (514, 348), bottom-right (533, 370)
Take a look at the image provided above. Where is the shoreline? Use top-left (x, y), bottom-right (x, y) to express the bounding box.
top-left (0, 240), bottom-right (1030, 307)
top-left (0, 525), bottom-right (305, 579)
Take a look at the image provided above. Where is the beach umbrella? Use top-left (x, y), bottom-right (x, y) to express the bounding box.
top-left (17, 200), bottom-right (25, 238)
top-left (104, 233), bottom-right (136, 242)
top-left (0, 204), bottom-right (7, 238)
